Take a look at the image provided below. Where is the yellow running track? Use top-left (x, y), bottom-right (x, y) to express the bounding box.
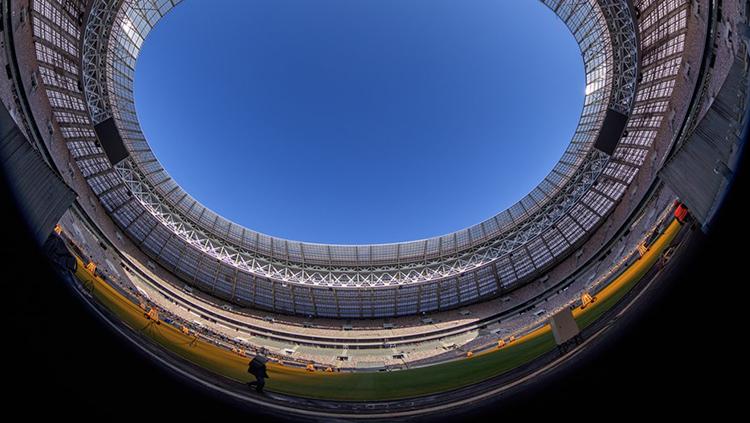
top-left (70, 218), bottom-right (682, 401)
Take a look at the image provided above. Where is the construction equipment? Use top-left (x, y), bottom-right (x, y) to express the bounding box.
top-left (146, 307), bottom-right (160, 324)
top-left (581, 292), bottom-right (596, 308)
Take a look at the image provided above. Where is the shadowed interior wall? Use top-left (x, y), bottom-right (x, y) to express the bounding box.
top-left (0, 102), bottom-right (75, 244)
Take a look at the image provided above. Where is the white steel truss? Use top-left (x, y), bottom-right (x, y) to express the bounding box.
top-left (115, 150), bottom-right (611, 286)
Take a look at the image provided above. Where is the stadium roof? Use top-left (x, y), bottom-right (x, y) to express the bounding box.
top-left (29, 0), bottom-right (692, 315)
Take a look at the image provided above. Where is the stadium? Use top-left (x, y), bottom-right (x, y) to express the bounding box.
top-left (1, 0), bottom-right (748, 420)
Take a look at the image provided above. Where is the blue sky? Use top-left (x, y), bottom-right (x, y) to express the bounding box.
top-left (134, 0), bottom-right (583, 244)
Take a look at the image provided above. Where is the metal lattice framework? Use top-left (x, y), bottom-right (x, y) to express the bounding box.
top-left (599, 0), bottom-right (639, 115)
top-left (81, 0), bottom-right (123, 125)
top-left (26, 0), bottom-right (694, 316)
top-left (113, 150), bottom-right (612, 286)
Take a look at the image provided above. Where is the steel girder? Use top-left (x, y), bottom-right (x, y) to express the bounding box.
top-left (114, 149), bottom-right (611, 287)
top-left (599, 0), bottom-right (639, 115)
top-left (81, 0), bottom-right (121, 125)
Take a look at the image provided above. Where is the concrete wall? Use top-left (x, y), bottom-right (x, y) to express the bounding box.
top-left (660, 5), bottom-right (750, 228)
top-left (0, 100), bottom-right (75, 244)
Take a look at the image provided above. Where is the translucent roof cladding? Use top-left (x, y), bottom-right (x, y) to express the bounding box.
top-left (102, 0), bottom-right (613, 266)
top-left (35, 0), bottom-right (689, 306)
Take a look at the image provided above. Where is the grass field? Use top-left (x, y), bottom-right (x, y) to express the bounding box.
top-left (71, 218), bottom-right (681, 401)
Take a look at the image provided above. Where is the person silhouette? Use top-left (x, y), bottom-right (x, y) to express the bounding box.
top-left (247, 355), bottom-right (270, 393)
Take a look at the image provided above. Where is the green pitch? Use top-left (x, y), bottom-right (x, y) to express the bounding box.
top-left (70, 219), bottom-right (681, 401)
